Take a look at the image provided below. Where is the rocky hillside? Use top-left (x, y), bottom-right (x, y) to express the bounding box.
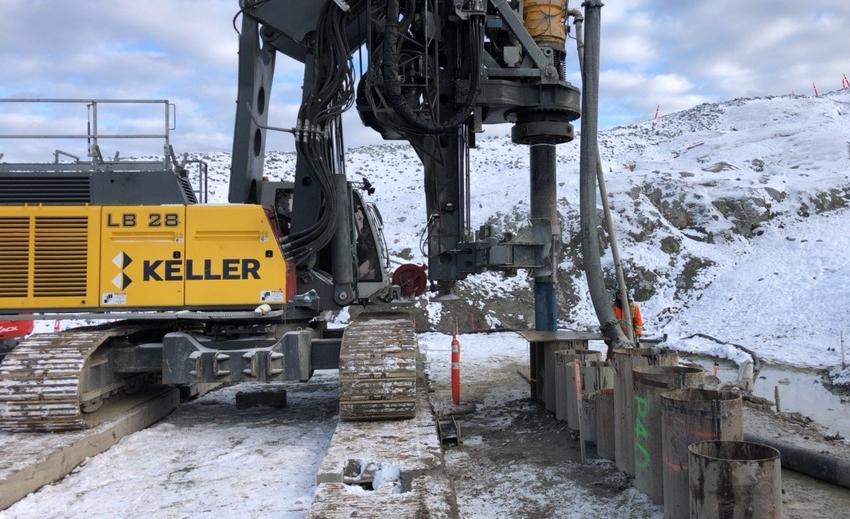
top-left (191, 89), bottom-right (850, 368)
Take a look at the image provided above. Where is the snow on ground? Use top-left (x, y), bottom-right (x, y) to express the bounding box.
top-left (2, 375), bottom-right (339, 519)
top-left (664, 207), bottom-right (850, 367)
top-left (420, 332), bottom-right (663, 518)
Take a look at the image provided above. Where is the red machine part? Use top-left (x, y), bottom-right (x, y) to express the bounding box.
top-left (392, 263), bottom-right (428, 297)
top-left (0, 319), bottom-right (34, 340)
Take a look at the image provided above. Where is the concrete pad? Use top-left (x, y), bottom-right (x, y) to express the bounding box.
top-left (309, 363), bottom-right (457, 518)
top-left (0, 387), bottom-right (179, 511)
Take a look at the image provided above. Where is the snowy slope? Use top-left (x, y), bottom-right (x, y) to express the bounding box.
top-left (184, 89), bottom-right (850, 368)
top-left (665, 208), bottom-right (850, 367)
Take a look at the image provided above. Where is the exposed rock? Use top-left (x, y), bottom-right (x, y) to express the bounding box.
top-left (660, 236), bottom-right (681, 254)
top-left (675, 256), bottom-right (716, 297)
top-left (702, 161), bottom-right (738, 173)
top-left (621, 263), bottom-right (660, 302)
top-left (711, 197), bottom-right (772, 237)
top-left (642, 185), bottom-right (691, 230)
top-left (764, 187), bottom-right (786, 202)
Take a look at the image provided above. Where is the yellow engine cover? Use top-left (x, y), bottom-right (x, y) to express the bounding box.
top-left (0, 204), bottom-right (288, 311)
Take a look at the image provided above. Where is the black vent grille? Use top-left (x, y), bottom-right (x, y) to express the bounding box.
top-left (0, 176), bottom-right (91, 204)
top-left (0, 217), bottom-right (30, 297)
top-left (32, 217), bottom-right (88, 297)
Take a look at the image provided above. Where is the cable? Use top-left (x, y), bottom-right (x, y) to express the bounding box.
top-left (232, 0), bottom-right (271, 35)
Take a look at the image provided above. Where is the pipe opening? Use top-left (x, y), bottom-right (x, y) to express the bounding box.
top-left (689, 441), bottom-right (780, 463)
top-left (662, 388), bottom-right (740, 403)
top-left (633, 365), bottom-right (704, 377)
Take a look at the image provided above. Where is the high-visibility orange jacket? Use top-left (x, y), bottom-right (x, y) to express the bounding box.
top-left (613, 302), bottom-right (644, 337)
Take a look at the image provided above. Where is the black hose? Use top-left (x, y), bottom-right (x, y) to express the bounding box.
top-left (283, 2), bottom-right (359, 265)
top-left (381, 0), bottom-right (483, 134)
top-left (578, 0), bottom-right (630, 349)
top-left (745, 433), bottom-right (850, 489)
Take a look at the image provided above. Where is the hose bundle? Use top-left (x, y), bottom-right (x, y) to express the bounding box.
top-left (283, 2), bottom-right (359, 266)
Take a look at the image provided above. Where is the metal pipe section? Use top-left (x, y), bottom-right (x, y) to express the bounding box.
top-left (530, 144), bottom-right (559, 331)
top-left (688, 441), bottom-right (783, 519)
top-left (744, 433), bottom-right (850, 490)
top-left (595, 388), bottom-right (616, 460)
top-left (555, 350), bottom-right (569, 421)
top-left (582, 392), bottom-right (597, 443)
top-left (661, 389), bottom-right (744, 519)
top-left (578, 0), bottom-right (630, 349)
top-left (541, 341), bottom-right (574, 410)
top-left (563, 349), bottom-right (602, 430)
top-left (587, 360), bottom-right (614, 391)
top-left (612, 348), bottom-right (679, 475)
top-left (632, 366), bottom-right (707, 504)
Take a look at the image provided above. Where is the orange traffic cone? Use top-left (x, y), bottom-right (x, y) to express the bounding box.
top-left (451, 327), bottom-right (461, 406)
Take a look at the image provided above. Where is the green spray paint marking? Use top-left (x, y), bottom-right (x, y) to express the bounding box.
top-left (634, 394), bottom-right (650, 470)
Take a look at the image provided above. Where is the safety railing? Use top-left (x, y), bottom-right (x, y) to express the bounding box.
top-left (0, 98), bottom-right (209, 203)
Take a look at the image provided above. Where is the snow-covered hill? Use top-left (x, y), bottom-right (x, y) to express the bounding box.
top-left (190, 89), bottom-right (850, 369)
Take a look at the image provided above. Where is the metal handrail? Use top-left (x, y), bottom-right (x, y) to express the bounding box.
top-left (0, 98), bottom-right (176, 162)
top-left (0, 98), bottom-right (209, 203)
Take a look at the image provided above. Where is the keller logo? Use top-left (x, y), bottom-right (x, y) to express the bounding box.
top-left (111, 252), bottom-right (133, 290)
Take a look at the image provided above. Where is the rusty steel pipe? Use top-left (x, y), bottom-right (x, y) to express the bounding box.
top-left (582, 392), bottom-right (598, 444)
top-left (563, 349), bottom-right (602, 430)
top-left (595, 388), bottom-right (616, 460)
top-left (555, 350), bottom-right (570, 421)
top-left (612, 348), bottom-right (678, 475)
top-left (632, 365), bottom-right (706, 504)
top-left (689, 441), bottom-right (782, 519)
top-left (661, 389), bottom-right (743, 519)
top-left (586, 360), bottom-right (614, 391)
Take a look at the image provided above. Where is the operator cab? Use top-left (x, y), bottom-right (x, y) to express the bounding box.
top-left (260, 180), bottom-right (392, 304)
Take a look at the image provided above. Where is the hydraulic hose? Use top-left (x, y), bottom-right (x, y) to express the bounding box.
top-left (571, 8), bottom-right (634, 344)
top-left (382, 0), bottom-right (483, 134)
top-left (578, 0), bottom-right (631, 350)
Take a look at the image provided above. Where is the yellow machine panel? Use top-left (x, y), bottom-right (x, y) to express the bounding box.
top-left (184, 205), bottom-right (287, 307)
top-left (0, 204), bottom-right (287, 312)
top-left (0, 205), bottom-right (101, 309)
top-left (100, 206), bottom-right (186, 308)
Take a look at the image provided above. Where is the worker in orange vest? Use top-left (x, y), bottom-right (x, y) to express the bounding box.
top-left (612, 291), bottom-right (644, 339)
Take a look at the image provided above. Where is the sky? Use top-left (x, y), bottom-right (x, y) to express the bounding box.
top-left (0, 0), bottom-right (847, 161)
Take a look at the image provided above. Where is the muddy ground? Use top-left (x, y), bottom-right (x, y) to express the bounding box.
top-left (421, 332), bottom-right (850, 519)
top-left (422, 333), bottom-right (662, 518)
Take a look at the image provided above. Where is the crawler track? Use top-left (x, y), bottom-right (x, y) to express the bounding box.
top-left (0, 326), bottom-right (137, 432)
top-left (338, 312), bottom-right (418, 421)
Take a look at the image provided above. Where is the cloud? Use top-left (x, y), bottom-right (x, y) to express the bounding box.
top-left (0, 0), bottom-right (848, 161)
